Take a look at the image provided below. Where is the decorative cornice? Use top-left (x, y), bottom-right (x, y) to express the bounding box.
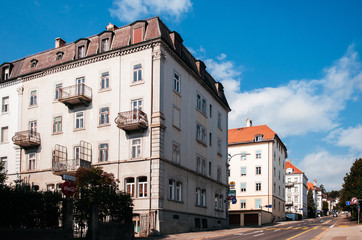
top-left (0, 78), bottom-right (22, 89)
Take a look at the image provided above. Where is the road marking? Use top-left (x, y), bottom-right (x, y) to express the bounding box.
top-left (254, 233), bottom-right (264, 237)
top-left (329, 224), bottom-right (334, 228)
top-left (302, 227), bottom-right (309, 230)
top-left (338, 225), bottom-right (349, 227)
top-left (321, 227), bottom-right (327, 229)
top-left (274, 229), bottom-right (281, 232)
top-left (286, 228), bottom-right (313, 240)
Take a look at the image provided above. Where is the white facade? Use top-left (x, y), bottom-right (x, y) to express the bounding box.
top-left (0, 79), bottom-right (22, 184)
top-left (228, 123), bottom-right (287, 226)
top-left (0, 18), bottom-right (230, 236)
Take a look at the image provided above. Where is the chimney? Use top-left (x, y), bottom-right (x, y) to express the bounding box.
top-left (106, 23), bottom-right (117, 31)
top-left (314, 179), bottom-right (317, 186)
top-left (55, 37), bottom-right (66, 48)
top-left (246, 118), bottom-right (252, 127)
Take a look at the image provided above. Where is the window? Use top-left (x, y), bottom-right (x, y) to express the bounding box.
top-left (100, 72), bottom-right (109, 90)
top-left (255, 135), bottom-right (263, 142)
top-left (99, 107), bottom-right (110, 126)
top-left (76, 77), bottom-right (85, 95)
top-left (209, 133), bottom-right (212, 146)
top-left (208, 162), bottom-right (212, 176)
top-left (218, 195), bottom-right (223, 210)
top-left (1, 127), bottom-right (8, 143)
top-left (294, 186), bottom-right (298, 193)
top-left (56, 52), bottom-right (63, 61)
top-left (256, 182), bottom-right (261, 191)
top-left (99, 143), bottom-right (108, 162)
top-left (53, 116), bottom-right (62, 133)
top-left (294, 196), bottom-right (298, 202)
top-left (0, 157), bottom-right (7, 173)
top-left (217, 112), bottom-right (222, 129)
top-left (217, 166), bottom-right (221, 181)
top-left (241, 152), bottom-right (247, 160)
top-left (214, 194), bottom-right (219, 209)
top-left (28, 153), bottom-right (36, 170)
top-left (240, 182), bottom-right (246, 192)
top-left (196, 156), bottom-right (201, 173)
top-left (132, 99), bottom-right (143, 111)
top-left (101, 38), bottom-right (109, 52)
top-left (176, 181), bottom-right (182, 201)
top-left (202, 159), bottom-right (206, 175)
top-left (201, 189), bottom-right (206, 207)
top-left (196, 188), bottom-right (201, 205)
top-left (209, 104), bottom-right (212, 118)
top-left (30, 90), bottom-right (37, 106)
top-left (256, 166), bottom-right (261, 175)
top-left (217, 138), bottom-right (222, 155)
top-left (2, 97), bottom-right (9, 113)
top-left (30, 59), bottom-right (38, 68)
top-left (241, 167), bottom-right (246, 176)
top-left (288, 196), bottom-right (291, 202)
top-left (256, 150), bottom-right (261, 159)
top-left (173, 72), bottom-right (180, 93)
top-left (75, 112), bottom-right (84, 129)
top-left (29, 121), bottom-right (37, 133)
top-left (3, 67), bottom-right (9, 80)
top-left (172, 107), bottom-right (180, 129)
top-left (138, 177), bottom-right (147, 198)
top-left (169, 179), bottom-right (175, 200)
top-left (196, 93), bottom-right (207, 115)
top-left (133, 64), bottom-right (142, 83)
top-left (240, 200), bottom-right (246, 209)
top-left (131, 139), bottom-right (141, 158)
top-left (172, 143), bottom-right (180, 164)
top-left (255, 199), bottom-right (261, 208)
top-left (78, 45), bottom-right (85, 58)
top-left (54, 83), bottom-right (62, 100)
top-left (126, 178), bottom-right (135, 197)
top-left (196, 123), bottom-right (207, 145)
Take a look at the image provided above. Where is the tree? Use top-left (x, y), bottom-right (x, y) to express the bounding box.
top-left (307, 189), bottom-right (316, 218)
top-left (338, 158), bottom-right (362, 220)
top-left (327, 190), bottom-right (340, 199)
top-left (322, 201), bottom-right (329, 215)
top-left (0, 161), bottom-right (7, 185)
top-left (319, 184), bottom-right (326, 194)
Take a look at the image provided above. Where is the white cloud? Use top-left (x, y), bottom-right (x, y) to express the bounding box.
top-left (205, 46), bottom-right (362, 138)
top-left (109, 0), bottom-right (192, 23)
top-left (326, 125), bottom-right (362, 151)
top-left (297, 151), bottom-right (356, 191)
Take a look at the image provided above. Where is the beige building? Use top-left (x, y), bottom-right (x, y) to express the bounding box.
top-left (0, 17), bottom-right (230, 236)
top-left (228, 119), bottom-right (287, 226)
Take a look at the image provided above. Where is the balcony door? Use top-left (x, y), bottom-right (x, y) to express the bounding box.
top-left (74, 146), bottom-right (81, 166)
top-left (29, 121), bottom-right (37, 135)
top-left (76, 77), bottom-right (85, 95)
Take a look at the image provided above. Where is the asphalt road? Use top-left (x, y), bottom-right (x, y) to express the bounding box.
top-left (208, 216), bottom-right (339, 240)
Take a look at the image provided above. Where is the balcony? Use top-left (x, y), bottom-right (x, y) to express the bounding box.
top-left (58, 84), bottom-right (92, 108)
top-left (285, 202), bottom-right (293, 206)
top-left (286, 182), bottom-right (294, 187)
top-left (115, 109), bottom-right (148, 132)
top-left (12, 130), bottom-right (41, 148)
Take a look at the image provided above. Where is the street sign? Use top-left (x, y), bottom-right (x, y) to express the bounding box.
top-left (232, 198), bottom-right (237, 204)
top-left (61, 181), bottom-right (75, 197)
top-left (351, 197), bottom-right (358, 205)
top-left (229, 181), bottom-right (235, 189)
top-left (62, 174), bottom-right (75, 182)
top-left (346, 201), bottom-right (351, 206)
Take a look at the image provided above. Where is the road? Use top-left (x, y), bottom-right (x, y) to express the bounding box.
top-left (208, 216), bottom-right (338, 240)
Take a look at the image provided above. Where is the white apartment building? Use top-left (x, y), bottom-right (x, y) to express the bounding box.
top-left (285, 160), bottom-right (308, 218)
top-left (0, 17), bottom-right (230, 236)
top-left (228, 119), bottom-right (287, 226)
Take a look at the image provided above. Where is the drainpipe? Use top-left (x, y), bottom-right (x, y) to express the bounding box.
top-left (149, 43), bottom-right (155, 235)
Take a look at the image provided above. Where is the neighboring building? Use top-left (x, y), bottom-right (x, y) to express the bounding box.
top-left (307, 180), bottom-right (323, 215)
top-left (0, 17), bottom-right (230, 236)
top-left (228, 119), bottom-right (287, 226)
top-left (285, 160), bottom-right (308, 218)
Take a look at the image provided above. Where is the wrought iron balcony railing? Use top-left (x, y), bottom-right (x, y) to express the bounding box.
top-left (58, 83), bottom-right (92, 108)
top-left (285, 202), bottom-right (294, 206)
top-left (12, 130), bottom-right (41, 148)
top-left (52, 158), bottom-right (91, 175)
top-left (114, 109), bottom-right (148, 132)
top-left (286, 182), bottom-right (295, 187)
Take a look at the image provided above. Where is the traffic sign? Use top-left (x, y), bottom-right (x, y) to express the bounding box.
top-left (61, 181), bottom-right (75, 197)
top-left (232, 198), bottom-right (237, 204)
top-left (62, 174), bottom-right (75, 182)
top-left (351, 197), bottom-right (358, 205)
top-left (346, 201), bottom-right (351, 206)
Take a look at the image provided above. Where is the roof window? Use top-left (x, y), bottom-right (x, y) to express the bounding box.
top-left (56, 52), bottom-right (64, 61)
top-left (254, 135), bottom-right (263, 142)
top-left (30, 59), bottom-right (38, 68)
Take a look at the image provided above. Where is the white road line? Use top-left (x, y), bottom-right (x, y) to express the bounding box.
top-left (274, 229), bottom-right (281, 232)
top-left (254, 233), bottom-right (264, 237)
top-left (330, 224), bottom-right (334, 228)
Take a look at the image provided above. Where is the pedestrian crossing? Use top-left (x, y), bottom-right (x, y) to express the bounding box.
top-left (263, 225), bottom-right (347, 231)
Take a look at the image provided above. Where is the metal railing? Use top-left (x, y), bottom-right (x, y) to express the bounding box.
top-left (52, 157), bottom-right (91, 173)
top-left (59, 83), bottom-right (92, 100)
top-left (12, 130), bottom-right (41, 146)
top-left (286, 182), bottom-right (295, 187)
top-left (114, 109), bottom-right (148, 129)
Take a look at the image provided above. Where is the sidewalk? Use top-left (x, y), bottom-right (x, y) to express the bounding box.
top-left (139, 220), bottom-right (301, 240)
top-left (317, 215), bottom-right (362, 240)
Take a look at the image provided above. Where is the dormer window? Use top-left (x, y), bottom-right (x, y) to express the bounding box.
top-left (286, 168), bottom-right (293, 174)
top-left (30, 59), bottom-right (38, 68)
top-left (3, 67), bottom-right (9, 80)
top-left (56, 52), bottom-right (64, 61)
top-left (101, 38), bottom-right (109, 52)
top-left (78, 46), bottom-right (85, 58)
top-left (255, 135), bottom-right (263, 142)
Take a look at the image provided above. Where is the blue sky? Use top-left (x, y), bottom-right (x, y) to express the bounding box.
top-left (1, 0), bottom-right (361, 191)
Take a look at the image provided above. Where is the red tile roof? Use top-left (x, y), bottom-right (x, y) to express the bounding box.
top-left (307, 182), bottom-right (315, 190)
top-left (228, 125), bottom-right (276, 144)
top-left (285, 160), bottom-right (303, 174)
